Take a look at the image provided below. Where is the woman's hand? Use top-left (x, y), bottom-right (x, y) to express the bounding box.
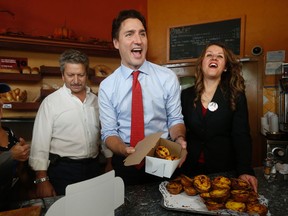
top-left (239, 174), bottom-right (258, 193)
top-left (175, 136), bottom-right (187, 167)
top-left (10, 137), bottom-right (30, 161)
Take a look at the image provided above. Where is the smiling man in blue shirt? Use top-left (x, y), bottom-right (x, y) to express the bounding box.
top-left (99, 9), bottom-right (187, 185)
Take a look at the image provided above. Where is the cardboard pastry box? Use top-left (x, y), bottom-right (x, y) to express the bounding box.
top-left (124, 132), bottom-right (187, 178)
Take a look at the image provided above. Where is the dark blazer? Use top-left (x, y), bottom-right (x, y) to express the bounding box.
top-left (180, 85), bottom-right (254, 177)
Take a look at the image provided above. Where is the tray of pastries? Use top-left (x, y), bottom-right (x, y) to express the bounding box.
top-left (159, 174), bottom-right (269, 216)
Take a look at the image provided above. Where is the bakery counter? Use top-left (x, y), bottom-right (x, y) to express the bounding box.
top-left (115, 167), bottom-right (288, 216)
top-left (12, 167), bottom-right (288, 215)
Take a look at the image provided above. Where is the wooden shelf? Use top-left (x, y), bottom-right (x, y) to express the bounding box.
top-left (0, 73), bottom-right (41, 82)
top-left (40, 65), bottom-right (95, 77)
top-left (40, 66), bottom-right (61, 76)
top-left (0, 35), bottom-right (119, 58)
top-left (3, 102), bottom-right (40, 110)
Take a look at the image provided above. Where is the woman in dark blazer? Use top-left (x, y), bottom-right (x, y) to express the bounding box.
top-left (180, 42), bottom-right (258, 192)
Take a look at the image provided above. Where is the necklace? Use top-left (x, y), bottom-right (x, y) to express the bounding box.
top-left (201, 92), bottom-right (213, 103)
top-left (201, 88), bottom-right (218, 111)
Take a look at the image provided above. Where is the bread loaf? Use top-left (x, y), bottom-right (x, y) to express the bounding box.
top-left (0, 88), bottom-right (27, 102)
top-left (31, 67), bottom-right (40, 74)
top-left (21, 66), bottom-right (31, 74)
top-left (94, 64), bottom-right (112, 77)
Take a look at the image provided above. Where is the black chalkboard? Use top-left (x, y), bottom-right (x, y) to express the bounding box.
top-left (168, 17), bottom-right (244, 62)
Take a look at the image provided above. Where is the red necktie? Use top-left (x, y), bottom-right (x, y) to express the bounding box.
top-left (130, 71), bottom-right (145, 147)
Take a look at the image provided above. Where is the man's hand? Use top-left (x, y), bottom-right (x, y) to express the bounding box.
top-left (124, 146), bottom-right (135, 156)
top-left (36, 181), bottom-right (57, 198)
top-left (106, 136), bottom-right (135, 157)
top-left (35, 170), bottom-right (57, 198)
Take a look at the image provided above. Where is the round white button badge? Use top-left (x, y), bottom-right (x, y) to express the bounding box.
top-left (208, 102), bottom-right (218, 112)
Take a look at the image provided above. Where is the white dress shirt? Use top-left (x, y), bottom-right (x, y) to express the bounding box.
top-left (29, 84), bottom-right (101, 171)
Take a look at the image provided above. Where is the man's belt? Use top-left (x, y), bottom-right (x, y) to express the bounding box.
top-left (49, 153), bottom-right (97, 165)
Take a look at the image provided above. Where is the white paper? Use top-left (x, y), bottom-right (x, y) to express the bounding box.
top-left (45, 170), bottom-right (124, 216)
top-left (269, 114), bottom-right (279, 132)
top-left (266, 50), bottom-right (285, 62)
top-left (265, 62), bottom-right (282, 75)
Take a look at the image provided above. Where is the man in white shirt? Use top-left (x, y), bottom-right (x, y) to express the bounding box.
top-left (29, 49), bottom-right (103, 198)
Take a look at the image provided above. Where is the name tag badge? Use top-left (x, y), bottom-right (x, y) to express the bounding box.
top-left (208, 102), bottom-right (218, 112)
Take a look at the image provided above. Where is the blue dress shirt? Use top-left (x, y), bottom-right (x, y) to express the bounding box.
top-left (99, 60), bottom-right (184, 146)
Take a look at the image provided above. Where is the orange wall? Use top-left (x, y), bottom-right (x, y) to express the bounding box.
top-left (0, 0), bottom-right (147, 41)
top-left (1, 1), bottom-right (288, 65)
top-left (147, 0), bottom-right (288, 64)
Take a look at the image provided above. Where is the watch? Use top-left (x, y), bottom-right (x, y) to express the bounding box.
top-left (34, 176), bottom-right (49, 184)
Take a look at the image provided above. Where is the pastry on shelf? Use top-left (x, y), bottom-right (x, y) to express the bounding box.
top-left (94, 64), bottom-right (112, 77)
top-left (31, 67), bottom-right (40, 74)
top-left (0, 88), bottom-right (27, 102)
top-left (21, 66), bottom-right (31, 74)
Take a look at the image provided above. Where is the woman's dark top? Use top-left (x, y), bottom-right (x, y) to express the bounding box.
top-left (180, 86), bottom-right (254, 177)
top-left (0, 126), bottom-right (19, 210)
top-left (0, 126), bottom-right (19, 151)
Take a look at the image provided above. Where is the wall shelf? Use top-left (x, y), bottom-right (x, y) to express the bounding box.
top-left (40, 65), bottom-right (95, 77)
top-left (0, 73), bottom-right (41, 82)
top-left (3, 102), bottom-right (40, 111)
top-left (0, 35), bottom-right (116, 113)
top-left (40, 66), bottom-right (61, 76)
top-left (0, 35), bottom-right (119, 58)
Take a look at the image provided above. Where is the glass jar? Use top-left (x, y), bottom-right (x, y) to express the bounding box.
top-left (263, 156), bottom-right (277, 182)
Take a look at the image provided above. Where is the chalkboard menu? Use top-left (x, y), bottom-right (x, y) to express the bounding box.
top-left (168, 17), bottom-right (244, 62)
